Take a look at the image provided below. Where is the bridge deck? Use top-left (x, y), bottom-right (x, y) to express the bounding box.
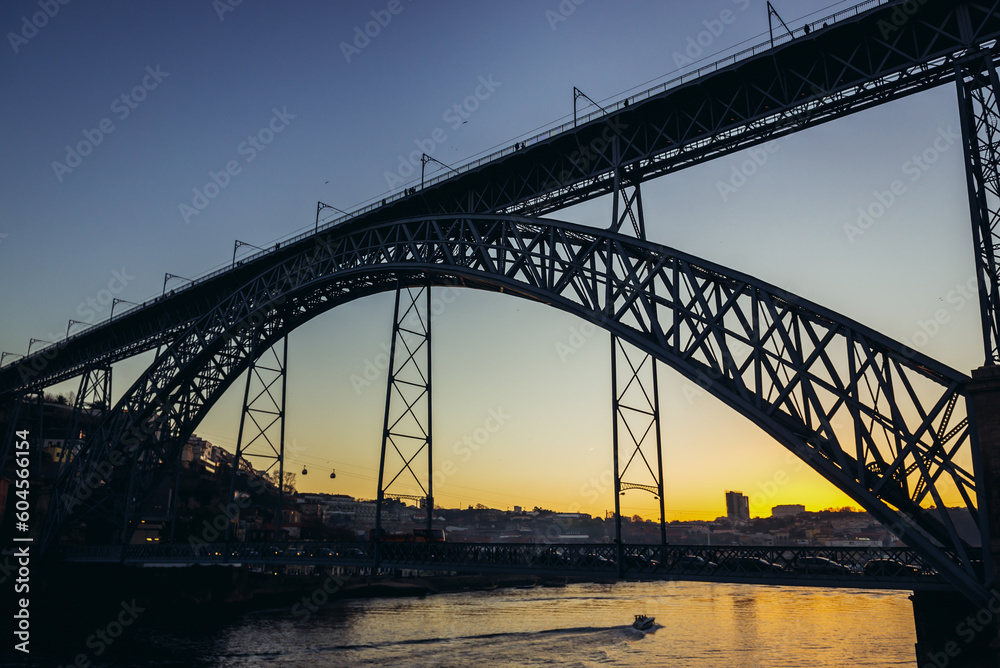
top-left (58, 542), bottom-right (960, 592)
top-left (4, 0), bottom-right (999, 399)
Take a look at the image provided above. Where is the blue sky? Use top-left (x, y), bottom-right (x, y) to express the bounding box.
top-left (0, 0), bottom-right (982, 519)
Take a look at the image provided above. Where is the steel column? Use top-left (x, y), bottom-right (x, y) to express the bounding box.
top-left (376, 283), bottom-right (434, 564)
top-left (62, 366), bottom-right (111, 474)
top-left (957, 54), bottom-right (1000, 365)
top-left (609, 149), bottom-right (667, 545)
top-left (223, 335), bottom-right (289, 545)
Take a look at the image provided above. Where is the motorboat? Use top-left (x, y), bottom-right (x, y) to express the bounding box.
top-left (632, 614), bottom-right (655, 631)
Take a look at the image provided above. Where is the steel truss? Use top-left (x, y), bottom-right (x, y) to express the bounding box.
top-left (35, 214), bottom-right (988, 605)
top-left (7, 2), bottom-right (1000, 401)
top-left (62, 366), bottom-right (111, 471)
top-left (608, 160), bottom-right (667, 553)
top-left (957, 52), bottom-right (1000, 364)
top-left (62, 541), bottom-right (954, 592)
top-left (375, 285), bottom-right (434, 553)
top-left (225, 336), bottom-right (288, 543)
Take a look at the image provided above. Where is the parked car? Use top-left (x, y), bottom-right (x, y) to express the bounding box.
top-left (863, 559), bottom-right (921, 577)
top-left (576, 553), bottom-right (614, 569)
top-left (717, 557), bottom-right (784, 574)
top-left (533, 548), bottom-right (572, 567)
top-left (793, 556), bottom-right (854, 575)
top-left (671, 554), bottom-right (716, 572)
top-left (622, 554), bottom-right (660, 571)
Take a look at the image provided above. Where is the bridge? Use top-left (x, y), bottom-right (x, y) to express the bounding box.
top-left (61, 542), bottom-right (955, 592)
top-left (3, 0), bottom-right (1000, 661)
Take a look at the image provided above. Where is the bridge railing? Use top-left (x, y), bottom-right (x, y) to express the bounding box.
top-left (2, 1), bottom-right (895, 371)
top-left (59, 540), bottom-right (958, 587)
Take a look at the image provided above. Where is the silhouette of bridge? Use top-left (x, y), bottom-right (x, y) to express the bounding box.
top-left (3, 3), bottom-right (1000, 650)
top-left (61, 542), bottom-right (954, 591)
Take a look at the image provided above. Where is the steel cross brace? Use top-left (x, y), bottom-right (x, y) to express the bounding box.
top-left (375, 283), bottom-right (434, 565)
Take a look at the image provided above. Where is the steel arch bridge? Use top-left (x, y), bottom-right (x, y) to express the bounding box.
top-left (2, 0), bottom-right (1000, 614)
top-left (21, 213), bottom-right (986, 605)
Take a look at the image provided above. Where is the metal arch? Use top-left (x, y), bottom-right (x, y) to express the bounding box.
top-left (10, 2), bottom-right (1000, 403)
top-left (39, 213), bottom-right (987, 606)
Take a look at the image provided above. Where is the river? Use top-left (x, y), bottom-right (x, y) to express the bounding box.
top-left (42, 580), bottom-right (917, 667)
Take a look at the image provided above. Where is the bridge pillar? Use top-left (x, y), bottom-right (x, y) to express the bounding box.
top-left (607, 143), bottom-right (668, 547)
top-left (929, 364), bottom-right (1000, 666)
top-left (911, 590), bottom-right (1000, 668)
top-left (375, 282), bottom-right (434, 567)
top-left (224, 335), bottom-right (289, 545)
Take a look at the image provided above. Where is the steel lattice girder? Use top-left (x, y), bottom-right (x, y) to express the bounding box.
top-left (376, 285), bottom-right (434, 533)
top-left (60, 541), bottom-right (955, 591)
top-left (6, 2), bottom-right (1000, 398)
top-left (39, 214), bottom-right (987, 605)
top-left (958, 53), bottom-right (1000, 364)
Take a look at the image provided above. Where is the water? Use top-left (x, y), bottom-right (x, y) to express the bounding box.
top-left (40, 582), bottom-right (919, 666)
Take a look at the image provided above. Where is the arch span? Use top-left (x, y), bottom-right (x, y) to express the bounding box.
top-left (45, 214), bottom-right (987, 605)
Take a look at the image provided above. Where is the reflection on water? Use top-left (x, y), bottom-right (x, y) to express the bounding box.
top-left (43, 581), bottom-right (920, 667)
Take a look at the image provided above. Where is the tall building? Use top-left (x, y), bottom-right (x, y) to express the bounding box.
top-left (726, 491), bottom-right (750, 521)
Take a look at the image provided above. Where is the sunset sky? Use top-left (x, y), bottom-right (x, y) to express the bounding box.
top-left (0, 0), bottom-right (983, 521)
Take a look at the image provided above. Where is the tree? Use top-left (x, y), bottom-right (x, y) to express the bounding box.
top-left (266, 470), bottom-right (297, 494)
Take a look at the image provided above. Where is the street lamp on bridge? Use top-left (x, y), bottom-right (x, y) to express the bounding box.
top-left (232, 240), bottom-right (265, 268)
top-left (316, 201), bottom-right (349, 233)
top-left (111, 298), bottom-right (137, 319)
top-left (162, 273), bottom-right (193, 296)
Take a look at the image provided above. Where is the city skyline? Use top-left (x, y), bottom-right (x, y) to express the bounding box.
top-left (0, 0), bottom-right (982, 522)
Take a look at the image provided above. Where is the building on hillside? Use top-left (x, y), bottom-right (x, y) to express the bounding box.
top-left (772, 504), bottom-right (805, 518)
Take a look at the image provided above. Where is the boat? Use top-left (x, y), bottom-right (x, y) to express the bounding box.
top-left (632, 614), bottom-right (655, 631)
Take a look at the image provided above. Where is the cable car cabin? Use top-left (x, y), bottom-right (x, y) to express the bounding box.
top-left (369, 528), bottom-right (446, 542)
